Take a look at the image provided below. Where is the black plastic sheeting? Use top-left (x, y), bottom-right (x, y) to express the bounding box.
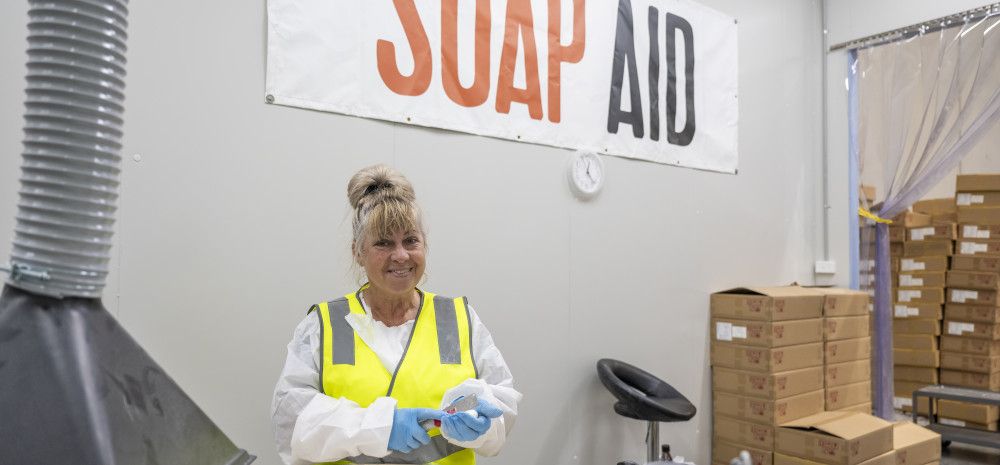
top-left (0, 285), bottom-right (255, 465)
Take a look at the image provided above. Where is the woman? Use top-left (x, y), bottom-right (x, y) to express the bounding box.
top-left (271, 165), bottom-right (521, 465)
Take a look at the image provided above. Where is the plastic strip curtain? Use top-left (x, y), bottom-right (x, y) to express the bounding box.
top-left (854, 13), bottom-right (1000, 419)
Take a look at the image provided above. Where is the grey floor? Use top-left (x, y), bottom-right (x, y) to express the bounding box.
top-left (944, 442), bottom-right (1000, 464)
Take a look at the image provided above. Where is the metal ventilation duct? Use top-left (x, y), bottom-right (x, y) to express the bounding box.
top-left (0, 1), bottom-right (255, 463)
top-left (8, 0), bottom-right (127, 298)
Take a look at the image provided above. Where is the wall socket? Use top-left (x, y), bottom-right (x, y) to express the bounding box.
top-left (815, 260), bottom-right (837, 274)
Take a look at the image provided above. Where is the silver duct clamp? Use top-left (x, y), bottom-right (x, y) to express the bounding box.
top-left (1, 263), bottom-right (51, 282)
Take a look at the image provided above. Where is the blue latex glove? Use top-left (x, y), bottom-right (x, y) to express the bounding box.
top-left (441, 398), bottom-right (503, 442)
top-left (388, 408), bottom-right (444, 453)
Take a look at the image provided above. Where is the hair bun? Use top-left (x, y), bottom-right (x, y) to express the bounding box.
top-left (347, 164), bottom-right (415, 209)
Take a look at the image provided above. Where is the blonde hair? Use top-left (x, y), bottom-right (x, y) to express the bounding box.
top-left (347, 164), bottom-right (425, 260)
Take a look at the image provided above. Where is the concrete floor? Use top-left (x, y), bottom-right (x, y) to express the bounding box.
top-left (943, 442), bottom-right (1000, 464)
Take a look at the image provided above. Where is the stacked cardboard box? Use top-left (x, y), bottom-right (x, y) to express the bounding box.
top-left (711, 287), bottom-right (827, 465)
top-left (814, 288), bottom-right (872, 413)
top-left (774, 412), bottom-right (893, 465)
top-left (892, 199), bottom-right (956, 415)
top-left (773, 415), bottom-right (940, 465)
top-left (935, 174), bottom-right (1000, 429)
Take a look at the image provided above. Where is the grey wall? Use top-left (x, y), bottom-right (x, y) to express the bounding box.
top-left (0, 1), bottom-right (829, 464)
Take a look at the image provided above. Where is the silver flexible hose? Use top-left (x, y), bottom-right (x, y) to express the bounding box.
top-left (7, 0), bottom-right (129, 298)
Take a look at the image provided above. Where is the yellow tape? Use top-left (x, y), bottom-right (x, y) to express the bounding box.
top-left (858, 207), bottom-right (893, 224)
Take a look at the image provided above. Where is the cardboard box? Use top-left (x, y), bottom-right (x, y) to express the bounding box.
top-left (895, 288), bottom-right (944, 305)
top-left (947, 270), bottom-right (1000, 290)
top-left (893, 212), bottom-right (933, 228)
top-left (713, 366), bottom-right (825, 400)
top-left (957, 240), bottom-right (1000, 257)
top-left (894, 381), bottom-right (934, 415)
top-left (893, 334), bottom-right (938, 351)
top-left (899, 257), bottom-right (949, 272)
top-left (897, 272), bottom-right (946, 288)
top-left (774, 412), bottom-right (893, 465)
top-left (938, 417), bottom-right (998, 431)
top-left (939, 369), bottom-right (1000, 390)
top-left (890, 243), bottom-right (904, 256)
top-left (860, 185), bottom-right (876, 201)
top-left (713, 440), bottom-right (773, 465)
top-left (940, 335), bottom-right (1000, 355)
top-left (826, 338), bottom-right (872, 364)
top-left (960, 224), bottom-right (1000, 239)
top-left (951, 255), bottom-right (1000, 272)
top-left (957, 174), bottom-right (1000, 192)
top-left (947, 288), bottom-right (998, 305)
top-left (943, 320), bottom-right (1000, 340)
top-left (937, 399), bottom-right (1000, 424)
top-left (894, 380), bottom-right (932, 396)
top-left (834, 402), bottom-right (872, 414)
top-left (826, 316), bottom-right (870, 341)
top-left (712, 343), bottom-right (825, 372)
top-left (893, 366), bottom-right (938, 384)
top-left (892, 349), bottom-right (939, 368)
top-left (714, 414), bottom-right (775, 449)
top-left (713, 318), bottom-right (825, 347)
top-left (826, 381), bottom-right (871, 411)
top-left (889, 226), bottom-right (905, 243)
top-left (892, 422), bottom-right (940, 465)
top-left (826, 360), bottom-right (871, 388)
top-left (892, 319), bottom-right (940, 336)
top-left (773, 451), bottom-right (894, 465)
top-left (906, 225), bottom-right (955, 242)
top-left (812, 288), bottom-right (870, 317)
top-left (958, 207), bottom-right (1000, 225)
top-left (945, 304), bottom-right (1000, 323)
top-left (913, 198), bottom-right (956, 215)
top-left (939, 352), bottom-right (1000, 373)
top-left (893, 303), bottom-right (942, 320)
top-left (712, 287), bottom-right (826, 321)
top-left (932, 212), bottom-right (957, 224)
top-left (714, 390), bottom-right (825, 425)
top-left (895, 396), bottom-right (933, 415)
top-left (956, 192), bottom-right (1000, 208)
top-left (903, 240), bottom-right (953, 258)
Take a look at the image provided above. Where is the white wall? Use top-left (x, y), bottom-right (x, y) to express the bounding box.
top-left (0, 1), bottom-right (828, 464)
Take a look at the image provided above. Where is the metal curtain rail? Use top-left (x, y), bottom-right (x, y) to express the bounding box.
top-left (829, 2), bottom-right (1000, 51)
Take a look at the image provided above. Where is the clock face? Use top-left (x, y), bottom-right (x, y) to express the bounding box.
top-left (569, 151), bottom-right (604, 198)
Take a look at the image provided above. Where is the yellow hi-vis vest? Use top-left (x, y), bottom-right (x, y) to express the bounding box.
top-left (311, 289), bottom-right (478, 465)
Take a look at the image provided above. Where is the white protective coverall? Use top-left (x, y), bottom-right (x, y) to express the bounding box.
top-left (271, 296), bottom-right (522, 465)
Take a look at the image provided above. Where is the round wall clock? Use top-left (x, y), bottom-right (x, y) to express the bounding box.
top-left (568, 151), bottom-right (605, 199)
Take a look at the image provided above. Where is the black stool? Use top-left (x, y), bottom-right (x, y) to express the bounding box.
top-left (597, 359), bottom-right (697, 464)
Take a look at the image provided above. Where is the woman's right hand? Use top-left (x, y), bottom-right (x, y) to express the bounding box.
top-left (388, 408), bottom-right (444, 453)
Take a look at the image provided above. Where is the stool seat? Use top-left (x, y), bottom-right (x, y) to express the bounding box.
top-left (597, 358), bottom-right (696, 422)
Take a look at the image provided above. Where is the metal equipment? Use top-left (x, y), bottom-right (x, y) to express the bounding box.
top-left (0, 0), bottom-right (254, 463)
top-left (913, 384), bottom-right (1000, 450)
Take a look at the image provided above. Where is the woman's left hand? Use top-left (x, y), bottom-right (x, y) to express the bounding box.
top-left (441, 398), bottom-right (504, 442)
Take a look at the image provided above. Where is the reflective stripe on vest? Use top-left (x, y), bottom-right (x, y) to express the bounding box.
top-left (313, 290), bottom-right (477, 465)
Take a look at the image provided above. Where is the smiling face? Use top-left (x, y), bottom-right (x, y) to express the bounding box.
top-left (358, 229), bottom-right (426, 296)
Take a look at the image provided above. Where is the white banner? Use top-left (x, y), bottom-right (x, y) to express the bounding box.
top-left (266, 0), bottom-right (738, 172)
